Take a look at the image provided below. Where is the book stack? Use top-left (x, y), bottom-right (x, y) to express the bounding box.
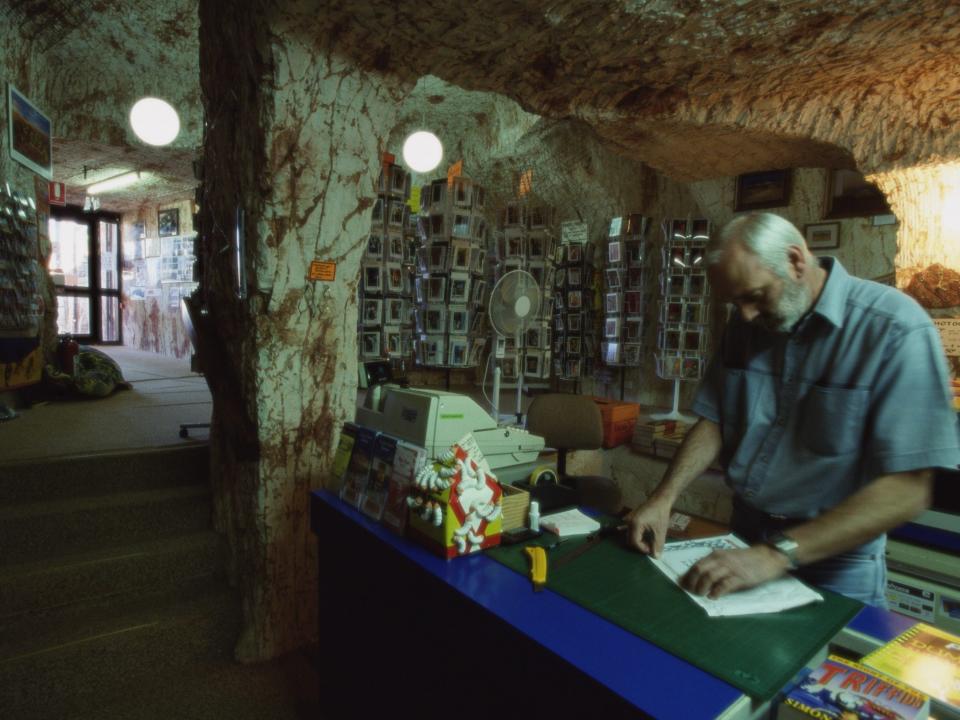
top-left (654, 425), bottom-right (691, 459)
top-left (632, 419), bottom-right (680, 453)
top-left (777, 654), bottom-right (929, 720)
top-left (863, 622), bottom-right (960, 714)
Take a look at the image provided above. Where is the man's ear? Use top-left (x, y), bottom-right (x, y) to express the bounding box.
top-left (786, 245), bottom-right (807, 280)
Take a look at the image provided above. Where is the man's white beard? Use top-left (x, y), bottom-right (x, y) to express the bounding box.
top-left (754, 277), bottom-right (811, 333)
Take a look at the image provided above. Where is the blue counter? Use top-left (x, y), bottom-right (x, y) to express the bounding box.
top-left (310, 490), bottom-right (915, 719)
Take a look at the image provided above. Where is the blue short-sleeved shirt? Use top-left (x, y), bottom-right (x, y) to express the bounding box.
top-left (693, 257), bottom-right (960, 518)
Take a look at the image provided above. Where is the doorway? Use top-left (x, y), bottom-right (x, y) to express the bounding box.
top-left (48, 207), bottom-right (122, 344)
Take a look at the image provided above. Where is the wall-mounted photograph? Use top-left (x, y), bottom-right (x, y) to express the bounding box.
top-left (158, 208), bottom-right (180, 237)
top-left (824, 169), bottom-right (891, 218)
top-left (735, 169), bottom-right (792, 211)
top-left (8, 84), bottom-right (52, 180)
top-left (804, 221), bottom-right (840, 250)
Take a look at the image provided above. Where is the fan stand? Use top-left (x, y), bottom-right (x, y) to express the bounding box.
top-left (490, 329), bottom-right (525, 425)
top-left (650, 378), bottom-right (696, 423)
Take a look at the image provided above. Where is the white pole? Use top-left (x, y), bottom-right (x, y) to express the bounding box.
top-left (492, 364), bottom-right (502, 424)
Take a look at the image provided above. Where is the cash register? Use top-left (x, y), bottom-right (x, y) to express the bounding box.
top-left (355, 361), bottom-right (545, 484)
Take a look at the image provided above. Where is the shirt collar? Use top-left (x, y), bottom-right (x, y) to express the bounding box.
top-left (808, 256), bottom-right (848, 329)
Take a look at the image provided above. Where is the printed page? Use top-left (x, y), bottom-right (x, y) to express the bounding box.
top-left (649, 534), bottom-right (823, 617)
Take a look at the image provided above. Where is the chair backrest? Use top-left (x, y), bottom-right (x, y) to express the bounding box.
top-left (527, 393), bottom-right (603, 451)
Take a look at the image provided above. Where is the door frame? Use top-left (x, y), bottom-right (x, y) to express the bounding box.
top-left (49, 205), bottom-right (123, 345)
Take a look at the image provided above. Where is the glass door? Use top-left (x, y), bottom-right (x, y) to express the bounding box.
top-left (48, 208), bottom-right (122, 344)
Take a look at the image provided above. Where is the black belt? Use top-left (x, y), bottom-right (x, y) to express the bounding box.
top-left (731, 495), bottom-right (808, 544)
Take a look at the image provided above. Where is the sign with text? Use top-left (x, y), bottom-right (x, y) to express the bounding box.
top-left (308, 260), bottom-right (336, 282)
top-left (48, 181), bottom-right (65, 206)
top-left (934, 318), bottom-right (960, 357)
top-left (561, 221), bottom-right (588, 245)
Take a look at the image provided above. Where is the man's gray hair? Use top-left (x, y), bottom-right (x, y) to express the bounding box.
top-left (706, 213), bottom-right (807, 279)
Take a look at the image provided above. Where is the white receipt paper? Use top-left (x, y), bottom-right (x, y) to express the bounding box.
top-left (649, 534), bottom-right (823, 617)
top-left (539, 508), bottom-right (601, 537)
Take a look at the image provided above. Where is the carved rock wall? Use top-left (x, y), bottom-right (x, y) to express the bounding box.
top-left (199, 0), bottom-right (410, 661)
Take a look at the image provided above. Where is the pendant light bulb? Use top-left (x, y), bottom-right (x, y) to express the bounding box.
top-left (402, 131), bottom-right (443, 174)
top-left (129, 97), bottom-right (180, 146)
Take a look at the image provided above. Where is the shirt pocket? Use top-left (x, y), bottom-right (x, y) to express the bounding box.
top-left (800, 384), bottom-right (869, 456)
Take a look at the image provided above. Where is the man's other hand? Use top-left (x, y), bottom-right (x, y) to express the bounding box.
top-left (680, 545), bottom-right (791, 598)
top-left (625, 500), bottom-right (671, 557)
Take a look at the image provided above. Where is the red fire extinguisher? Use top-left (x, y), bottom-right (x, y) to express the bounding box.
top-left (59, 335), bottom-right (79, 376)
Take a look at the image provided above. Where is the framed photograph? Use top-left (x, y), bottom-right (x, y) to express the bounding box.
top-left (524, 352), bottom-right (542, 377)
top-left (567, 244), bottom-right (582, 264)
top-left (386, 298), bottom-right (404, 324)
top-left (452, 213), bottom-right (471, 238)
top-left (824, 169), bottom-right (890, 219)
top-left (424, 335), bottom-right (445, 365)
top-left (502, 355), bottom-right (518, 381)
top-left (605, 268), bottom-right (621, 290)
top-left (449, 272), bottom-right (470, 303)
top-left (566, 336), bottom-right (581, 355)
top-left (804, 221), bottom-right (840, 250)
top-left (448, 307), bottom-right (469, 334)
top-left (567, 313), bottom-right (582, 333)
top-left (425, 306), bottom-right (446, 333)
top-left (605, 292), bottom-right (621, 314)
top-left (471, 279), bottom-right (486, 306)
top-left (526, 326), bottom-right (541, 349)
top-left (468, 337), bottom-right (487, 366)
top-left (567, 267), bottom-right (581, 287)
top-left (427, 276), bottom-right (446, 302)
top-left (362, 299), bottom-right (382, 326)
top-left (386, 264), bottom-right (404, 294)
top-left (608, 241), bottom-right (622, 264)
top-left (388, 234), bottom-right (404, 261)
top-left (603, 341), bottom-right (621, 365)
top-left (567, 290), bottom-right (582, 309)
top-left (388, 201), bottom-right (405, 228)
top-left (158, 208), bottom-right (180, 237)
top-left (448, 337), bottom-right (469, 367)
top-left (734, 169), bottom-right (792, 212)
top-left (385, 330), bottom-right (402, 357)
top-left (605, 317), bottom-right (620, 339)
top-left (624, 344), bottom-right (641, 366)
top-left (361, 332), bottom-right (381, 358)
top-left (367, 233), bottom-right (383, 259)
top-left (363, 265), bottom-right (382, 294)
top-left (451, 241), bottom-right (471, 271)
top-left (8, 84), bottom-right (52, 180)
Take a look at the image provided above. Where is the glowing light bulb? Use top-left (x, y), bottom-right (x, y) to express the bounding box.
top-left (402, 131), bottom-right (443, 174)
top-left (129, 97), bottom-right (180, 146)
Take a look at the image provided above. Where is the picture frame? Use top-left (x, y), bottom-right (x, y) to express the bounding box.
top-left (8, 84), bottom-right (52, 180)
top-left (386, 298), bottom-right (404, 325)
top-left (385, 330), bottom-right (402, 357)
top-left (608, 241), bottom-right (622, 264)
top-left (361, 332), bottom-right (381, 358)
top-left (448, 307), bottom-right (469, 335)
top-left (448, 337), bottom-right (469, 367)
top-left (824, 169), bottom-right (890, 218)
top-left (363, 265), bottom-right (382, 294)
top-left (734, 169), bottom-right (792, 212)
top-left (804, 221), bottom-right (840, 250)
top-left (367, 233), bottom-right (383, 259)
top-left (158, 208), bottom-right (180, 237)
top-left (362, 299), bottom-right (382, 326)
top-left (502, 355), bottom-right (518, 381)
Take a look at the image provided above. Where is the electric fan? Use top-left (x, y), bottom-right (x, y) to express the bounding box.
top-left (488, 269), bottom-right (541, 423)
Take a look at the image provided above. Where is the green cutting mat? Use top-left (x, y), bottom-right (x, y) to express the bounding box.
top-left (486, 529), bottom-right (862, 701)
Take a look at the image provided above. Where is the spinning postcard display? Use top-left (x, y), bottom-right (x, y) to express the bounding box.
top-left (653, 218), bottom-right (711, 421)
top-left (413, 175), bottom-right (491, 368)
top-left (602, 213), bottom-right (649, 367)
top-left (359, 160), bottom-right (419, 362)
top-left (492, 200), bottom-right (556, 383)
top-left (552, 221), bottom-right (597, 380)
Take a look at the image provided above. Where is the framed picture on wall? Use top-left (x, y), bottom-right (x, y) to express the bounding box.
top-left (158, 208), bottom-right (180, 237)
top-left (824, 169), bottom-right (891, 218)
top-left (734, 169), bottom-right (792, 211)
top-left (804, 221), bottom-right (840, 250)
top-left (7, 84), bottom-right (52, 180)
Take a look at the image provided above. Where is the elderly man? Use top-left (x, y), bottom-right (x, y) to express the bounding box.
top-left (627, 212), bottom-right (960, 605)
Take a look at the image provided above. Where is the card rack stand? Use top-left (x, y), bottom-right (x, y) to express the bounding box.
top-left (602, 213), bottom-right (649, 368)
top-left (411, 175), bottom-right (490, 369)
top-left (358, 160), bottom-right (418, 366)
top-left (490, 200), bottom-right (557, 386)
top-left (0, 182), bottom-right (42, 337)
top-left (652, 217), bottom-right (711, 422)
top-left (551, 236), bottom-right (597, 381)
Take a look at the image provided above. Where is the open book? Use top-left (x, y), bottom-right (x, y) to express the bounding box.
top-left (649, 534), bottom-right (823, 617)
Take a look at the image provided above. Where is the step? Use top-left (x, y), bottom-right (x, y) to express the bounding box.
top-left (0, 579), bottom-right (241, 719)
top-left (0, 531), bottom-right (223, 621)
top-left (0, 485), bottom-right (212, 565)
top-left (0, 444), bottom-right (209, 504)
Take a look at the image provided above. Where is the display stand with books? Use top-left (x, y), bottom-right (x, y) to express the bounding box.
top-left (863, 622), bottom-right (960, 715)
top-left (778, 654), bottom-right (929, 720)
top-left (601, 213), bottom-right (649, 368)
top-left (552, 220), bottom-right (597, 381)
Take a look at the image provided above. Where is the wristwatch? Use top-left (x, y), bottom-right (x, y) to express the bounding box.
top-left (763, 531), bottom-right (800, 569)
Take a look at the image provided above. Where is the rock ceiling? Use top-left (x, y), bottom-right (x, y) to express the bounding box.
top-left (11, 0), bottom-right (960, 209)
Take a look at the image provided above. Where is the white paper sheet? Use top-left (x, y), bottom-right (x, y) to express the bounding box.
top-left (539, 508), bottom-right (601, 537)
top-left (649, 533), bottom-right (823, 617)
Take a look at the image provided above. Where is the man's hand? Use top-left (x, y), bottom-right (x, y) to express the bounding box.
top-left (680, 545), bottom-right (791, 598)
top-left (625, 499), bottom-right (671, 557)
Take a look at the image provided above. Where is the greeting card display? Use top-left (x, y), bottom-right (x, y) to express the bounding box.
top-left (551, 228), bottom-right (596, 381)
top-left (358, 157), bottom-right (418, 362)
top-left (652, 217), bottom-right (712, 421)
top-left (413, 174), bottom-right (491, 368)
top-left (601, 213), bottom-right (649, 367)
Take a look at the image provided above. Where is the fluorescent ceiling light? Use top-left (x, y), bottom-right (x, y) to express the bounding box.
top-left (402, 131), bottom-right (443, 174)
top-left (130, 97), bottom-right (180, 146)
top-left (86, 171), bottom-right (141, 195)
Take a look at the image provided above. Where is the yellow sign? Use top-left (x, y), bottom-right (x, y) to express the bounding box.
top-left (308, 260), bottom-right (336, 282)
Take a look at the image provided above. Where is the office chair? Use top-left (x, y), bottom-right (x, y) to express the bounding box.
top-left (526, 393), bottom-right (623, 515)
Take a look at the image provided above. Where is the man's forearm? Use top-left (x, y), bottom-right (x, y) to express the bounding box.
top-left (649, 418), bottom-right (723, 505)
top-left (785, 469), bottom-right (933, 566)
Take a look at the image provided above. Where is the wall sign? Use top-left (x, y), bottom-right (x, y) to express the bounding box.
top-left (7, 84), bottom-right (52, 180)
top-left (308, 260), bottom-right (336, 281)
top-left (933, 318), bottom-right (960, 356)
top-left (561, 221), bottom-right (588, 245)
